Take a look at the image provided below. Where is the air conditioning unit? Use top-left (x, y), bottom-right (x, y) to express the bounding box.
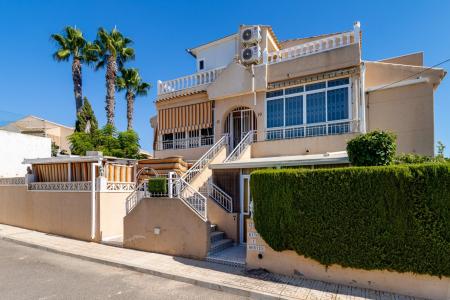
top-left (240, 26), bottom-right (261, 44)
top-left (241, 45), bottom-right (261, 64)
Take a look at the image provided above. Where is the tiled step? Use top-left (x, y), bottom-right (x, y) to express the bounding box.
top-left (206, 245), bottom-right (247, 268)
top-left (209, 238), bottom-right (233, 254)
top-left (210, 231), bottom-right (225, 243)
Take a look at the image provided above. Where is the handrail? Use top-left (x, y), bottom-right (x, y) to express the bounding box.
top-left (181, 135), bottom-right (228, 184)
top-left (224, 130), bottom-right (254, 162)
top-left (207, 179), bottom-right (233, 213)
top-left (174, 177), bottom-right (207, 221)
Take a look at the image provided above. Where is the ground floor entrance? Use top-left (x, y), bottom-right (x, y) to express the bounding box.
top-left (224, 107), bottom-right (256, 150)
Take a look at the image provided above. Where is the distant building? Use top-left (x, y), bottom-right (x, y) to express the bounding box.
top-left (0, 115), bottom-right (74, 153)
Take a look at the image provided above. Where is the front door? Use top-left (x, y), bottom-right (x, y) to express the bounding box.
top-left (240, 174), bottom-right (251, 244)
top-left (225, 108), bottom-right (255, 149)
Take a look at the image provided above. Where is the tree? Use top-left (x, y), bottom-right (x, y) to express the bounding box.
top-left (51, 26), bottom-right (97, 114)
top-left (346, 130), bottom-right (397, 166)
top-left (116, 68), bottom-right (151, 130)
top-left (94, 27), bottom-right (135, 126)
top-left (437, 141), bottom-right (446, 158)
top-left (75, 97), bottom-right (98, 133)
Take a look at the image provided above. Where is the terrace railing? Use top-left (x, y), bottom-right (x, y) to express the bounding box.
top-left (28, 181), bottom-right (92, 192)
top-left (157, 66), bottom-right (226, 95)
top-left (0, 177), bottom-right (26, 185)
top-left (207, 179), bottom-right (233, 213)
top-left (224, 130), bottom-right (255, 162)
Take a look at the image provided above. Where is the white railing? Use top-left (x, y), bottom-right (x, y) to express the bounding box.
top-left (266, 31), bottom-right (355, 65)
top-left (0, 177), bottom-right (26, 185)
top-left (262, 120), bottom-right (359, 141)
top-left (28, 181), bottom-right (92, 192)
top-left (158, 66), bottom-right (226, 95)
top-left (106, 182), bottom-right (136, 192)
top-left (225, 131), bottom-right (255, 162)
top-left (156, 135), bottom-right (214, 151)
top-left (174, 177), bottom-right (207, 221)
top-left (126, 175), bottom-right (173, 214)
top-left (181, 135), bottom-right (228, 184)
top-left (207, 179), bottom-right (233, 213)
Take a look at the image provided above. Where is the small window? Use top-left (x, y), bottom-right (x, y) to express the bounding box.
top-left (266, 90), bottom-right (283, 98)
top-left (198, 60), bottom-right (205, 71)
top-left (306, 81), bottom-right (326, 91)
top-left (328, 78), bottom-right (349, 88)
top-left (285, 86), bottom-right (304, 95)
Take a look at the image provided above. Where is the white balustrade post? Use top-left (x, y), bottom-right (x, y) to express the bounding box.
top-left (168, 172), bottom-right (174, 198)
top-left (157, 80), bottom-right (162, 95)
top-left (353, 21), bottom-right (361, 44)
top-left (263, 48), bottom-right (268, 64)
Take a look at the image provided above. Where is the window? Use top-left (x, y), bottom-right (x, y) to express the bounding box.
top-left (200, 127), bottom-right (214, 146)
top-left (266, 98), bottom-right (284, 128)
top-left (306, 92), bottom-right (326, 124)
top-left (265, 77), bottom-right (351, 139)
top-left (162, 133), bottom-right (173, 150)
top-left (198, 59), bottom-right (205, 71)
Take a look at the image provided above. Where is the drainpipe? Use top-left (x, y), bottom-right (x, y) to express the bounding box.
top-left (251, 64), bottom-right (256, 106)
top-left (91, 161), bottom-right (101, 240)
top-left (360, 62), bottom-right (367, 133)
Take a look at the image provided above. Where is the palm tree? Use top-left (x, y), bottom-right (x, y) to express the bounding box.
top-left (94, 27), bottom-right (135, 126)
top-left (51, 26), bottom-right (97, 114)
top-left (116, 68), bottom-right (151, 130)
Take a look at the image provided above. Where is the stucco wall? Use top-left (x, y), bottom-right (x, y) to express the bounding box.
top-left (207, 197), bottom-right (239, 243)
top-left (246, 219), bottom-right (450, 300)
top-left (251, 133), bottom-right (357, 158)
top-left (366, 82), bottom-right (434, 156)
top-left (154, 146), bottom-right (210, 161)
top-left (0, 185), bottom-right (94, 241)
top-left (99, 192), bottom-right (130, 240)
top-left (195, 36), bottom-right (237, 71)
top-left (123, 197), bottom-right (210, 259)
top-left (0, 130), bottom-right (51, 177)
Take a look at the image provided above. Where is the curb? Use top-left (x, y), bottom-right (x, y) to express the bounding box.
top-left (0, 235), bottom-right (287, 300)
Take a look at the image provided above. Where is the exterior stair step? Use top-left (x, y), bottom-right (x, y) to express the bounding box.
top-left (209, 238), bottom-right (233, 254)
top-left (210, 231), bottom-right (225, 243)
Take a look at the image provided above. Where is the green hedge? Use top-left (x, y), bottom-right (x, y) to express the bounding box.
top-left (250, 163), bottom-right (450, 276)
top-left (347, 130), bottom-right (397, 166)
top-left (147, 177), bottom-right (167, 195)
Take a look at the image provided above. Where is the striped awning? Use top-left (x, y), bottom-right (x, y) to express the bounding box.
top-left (158, 101), bottom-right (213, 134)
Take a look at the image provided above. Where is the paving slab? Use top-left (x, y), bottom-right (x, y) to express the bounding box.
top-left (0, 224), bottom-right (423, 300)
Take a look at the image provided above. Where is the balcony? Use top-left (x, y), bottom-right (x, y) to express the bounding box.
top-left (157, 66), bottom-right (226, 96)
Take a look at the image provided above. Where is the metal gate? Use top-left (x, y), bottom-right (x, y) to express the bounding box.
top-left (224, 107), bottom-right (255, 149)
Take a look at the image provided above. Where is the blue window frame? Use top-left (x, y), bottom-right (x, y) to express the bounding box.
top-left (327, 87), bottom-right (349, 121)
top-left (266, 90), bottom-right (283, 98)
top-left (328, 78), bottom-right (349, 87)
top-left (285, 96), bottom-right (303, 126)
top-left (306, 82), bottom-right (326, 91)
top-left (266, 99), bottom-right (284, 128)
top-left (306, 92), bottom-right (326, 124)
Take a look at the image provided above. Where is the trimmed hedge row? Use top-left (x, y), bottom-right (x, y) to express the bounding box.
top-left (147, 177), bottom-right (167, 195)
top-left (250, 163), bottom-right (450, 276)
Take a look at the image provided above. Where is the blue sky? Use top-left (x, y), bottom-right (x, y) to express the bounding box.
top-left (0, 0), bottom-right (449, 155)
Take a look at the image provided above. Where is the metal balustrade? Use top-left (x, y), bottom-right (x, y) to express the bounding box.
top-left (224, 131), bottom-right (255, 162)
top-left (28, 181), bottom-right (92, 192)
top-left (207, 179), bottom-right (233, 213)
top-left (174, 177), bottom-right (207, 221)
top-left (106, 182), bottom-right (136, 192)
top-left (0, 177), bottom-right (26, 185)
top-left (156, 135), bottom-right (214, 151)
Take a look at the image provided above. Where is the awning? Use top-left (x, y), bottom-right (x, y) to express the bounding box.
top-left (158, 101), bottom-right (213, 134)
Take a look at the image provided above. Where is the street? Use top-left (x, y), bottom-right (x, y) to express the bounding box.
top-left (0, 239), bottom-right (249, 299)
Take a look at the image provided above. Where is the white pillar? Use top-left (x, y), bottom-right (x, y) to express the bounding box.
top-left (360, 62), bottom-right (367, 133)
top-left (91, 161), bottom-right (101, 240)
top-left (168, 171), bottom-right (174, 198)
top-left (353, 21), bottom-right (361, 44)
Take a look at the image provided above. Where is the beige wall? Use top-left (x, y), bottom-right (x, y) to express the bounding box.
top-left (379, 52), bottom-right (423, 66)
top-left (251, 133), bottom-right (357, 158)
top-left (0, 185), bottom-right (95, 241)
top-left (99, 192), bottom-right (130, 240)
top-left (207, 197), bottom-right (239, 243)
top-left (123, 197), bottom-right (210, 259)
top-left (189, 147), bottom-right (227, 191)
top-left (366, 82), bottom-right (434, 156)
top-left (154, 146), bottom-right (210, 161)
top-left (268, 44), bottom-right (360, 83)
top-left (246, 219), bottom-right (450, 300)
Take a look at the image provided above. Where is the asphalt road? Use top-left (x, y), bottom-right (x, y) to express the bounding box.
top-left (0, 239), bottom-right (249, 300)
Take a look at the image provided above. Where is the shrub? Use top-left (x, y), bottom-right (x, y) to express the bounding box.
top-left (347, 130), bottom-right (397, 166)
top-left (394, 153), bottom-right (447, 164)
top-left (250, 163), bottom-right (450, 276)
top-left (147, 177), bottom-right (167, 196)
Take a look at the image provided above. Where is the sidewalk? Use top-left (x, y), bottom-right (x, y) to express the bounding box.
top-left (0, 224), bottom-right (420, 300)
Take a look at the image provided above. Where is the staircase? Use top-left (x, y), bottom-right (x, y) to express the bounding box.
top-left (207, 224), bottom-right (246, 268)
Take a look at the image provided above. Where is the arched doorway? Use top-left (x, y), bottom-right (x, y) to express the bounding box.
top-left (223, 106), bottom-right (257, 149)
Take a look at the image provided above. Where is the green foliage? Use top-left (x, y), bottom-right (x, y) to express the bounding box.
top-left (51, 142), bottom-right (59, 156)
top-left (147, 177), bottom-right (167, 195)
top-left (75, 97), bottom-right (98, 133)
top-left (68, 124), bottom-right (141, 159)
top-left (394, 153), bottom-right (447, 164)
top-left (347, 130), bottom-right (397, 166)
top-left (94, 27), bottom-right (135, 69)
top-left (437, 141), bottom-right (446, 158)
top-left (251, 164), bottom-right (450, 277)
